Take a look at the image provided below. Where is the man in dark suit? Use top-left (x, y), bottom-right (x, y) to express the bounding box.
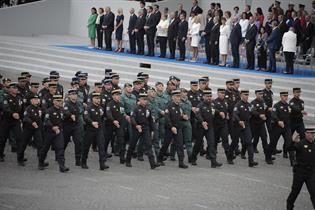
top-left (128, 8), bottom-right (138, 54)
top-left (230, 17), bottom-right (242, 68)
top-left (265, 12), bottom-right (274, 35)
top-left (153, 5), bottom-right (161, 27)
top-left (245, 5), bottom-right (253, 19)
top-left (191, 0), bottom-right (203, 15)
top-left (301, 15), bottom-right (314, 55)
top-left (267, 21), bottom-right (281, 73)
top-left (210, 17), bottom-right (220, 65)
top-left (134, 9), bottom-right (146, 55)
top-left (278, 15), bottom-right (288, 40)
top-left (292, 11), bottom-right (302, 46)
top-left (168, 12), bottom-right (179, 59)
top-left (177, 13), bottom-right (188, 61)
top-left (201, 12), bottom-right (214, 64)
top-left (144, 6), bottom-right (156, 56)
top-left (139, 1), bottom-right (147, 17)
top-left (245, 16), bottom-right (258, 69)
top-left (102, 7), bottom-right (115, 51)
top-left (96, 8), bottom-right (105, 50)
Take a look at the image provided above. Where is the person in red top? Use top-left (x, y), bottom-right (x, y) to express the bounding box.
top-left (298, 4), bottom-right (308, 28)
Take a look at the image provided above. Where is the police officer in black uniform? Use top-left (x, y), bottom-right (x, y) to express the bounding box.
top-left (63, 89), bottom-right (82, 166)
top-left (39, 95), bottom-right (69, 172)
top-left (286, 129), bottom-right (315, 210)
top-left (263, 79), bottom-right (274, 136)
top-left (213, 88), bottom-right (231, 163)
top-left (158, 90), bottom-right (188, 169)
top-left (289, 88), bottom-right (306, 139)
top-left (250, 89), bottom-right (268, 155)
top-left (106, 89), bottom-right (126, 164)
top-left (41, 82), bottom-right (58, 113)
top-left (0, 82), bottom-right (23, 162)
top-left (125, 92), bottom-right (160, 169)
top-left (229, 90), bottom-right (258, 167)
top-left (265, 91), bottom-right (294, 165)
top-left (17, 94), bottom-right (44, 166)
top-left (38, 78), bottom-right (50, 99)
top-left (191, 89), bottom-right (222, 168)
top-left (49, 71), bottom-right (64, 96)
top-left (82, 92), bottom-right (109, 170)
top-left (23, 82), bottom-right (40, 109)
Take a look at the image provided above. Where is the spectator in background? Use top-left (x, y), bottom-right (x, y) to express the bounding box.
top-left (175, 3), bottom-right (187, 19)
top-left (256, 7), bottom-right (264, 27)
top-left (233, 6), bottom-right (240, 21)
top-left (191, 0), bottom-right (203, 15)
top-left (282, 27), bottom-right (297, 74)
top-left (266, 20), bottom-right (281, 73)
top-left (225, 11), bottom-right (232, 28)
top-left (285, 3), bottom-right (295, 19)
top-left (96, 7), bottom-right (104, 50)
top-left (135, 9), bottom-right (146, 55)
top-left (87, 7), bottom-right (98, 49)
top-left (163, 7), bottom-right (170, 21)
top-left (245, 15), bottom-right (258, 70)
top-left (208, 2), bottom-right (216, 16)
top-left (301, 15), bottom-right (314, 56)
top-left (210, 16), bottom-right (220, 65)
top-left (268, 0), bottom-right (284, 16)
top-left (168, 12), bottom-right (179, 59)
top-left (102, 7), bottom-right (115, 51)
top-left (265, 12), bottom-right (273, 35)
top-left (177, 13), bottom-right (188, 61)
top-left (298, 4), bottom-right (307, 28)
top-left (291, 11), bottom-right (301, 46)
top-left (215, 3), bottom-right (223, 18)
top-left (230, 16), bottom-right (242, 68)
top-left (189, 15), bottom-right (201, 62)
top-left (239, 12), bottom-right (249, 42)
top-left (271, 7), bottom-right (279, 22)
top-left (140, 1), bottom-right (147, 17)
top-left (202, 11), bottom-right (214, 64)
top-left (219, 17), bottom-right (231, 67)
top-left (114, 8), bottom-right (124, 52)
top-left (144, 6), bottom-right (156, 56)
top-left (256, 26), bottom-right (267, 71)
top-left (156, 14), bottom-right (169, 58)
top-left (278, 15), bottom-right (288, 41)
top-left (128, 8), bottom-right (137, 54)
top-left (254, 13), bottom-right (261, 29)
top-left (244, 5), bottom-right (253, 19)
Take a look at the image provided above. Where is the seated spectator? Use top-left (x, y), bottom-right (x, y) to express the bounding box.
top-left (282, 27), bottom-right (297, 74)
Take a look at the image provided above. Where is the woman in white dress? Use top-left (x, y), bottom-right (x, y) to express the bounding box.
top-left (219, 17), bottom-right (231, 66)
top-left (156, 14), bottom-right (169, 58)
top-left (189, 15), bottom-right (201, 62)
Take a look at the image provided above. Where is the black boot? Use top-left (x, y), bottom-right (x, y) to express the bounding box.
top-left (179, 161), bottom-right (188, 169)
top-left (17, 161), bottom-right (25, 166)
top-left (59, 164), bottom-right (70, 173)
top-left (248, 160), bottom-right (258, 167)
top-left (75, 159), bottom-right (81, 166)
top-left (100, 162), bottom-right (109, 170)
top-left (211, 160), bottom-right (222, 168)
top-left (120, 152), bottom-right (126, 164)
top-left (81, 160), bottom-right (89, 169)
top-left (38, 160), bottom-right (45, 170)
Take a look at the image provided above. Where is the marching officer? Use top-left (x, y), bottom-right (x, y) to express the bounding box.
top-left (0, 82), bottom-right (23, 162)
top-left (106, 89), bottom-right (126, 164)
top-left (191, 89), bottom-right (222, 168)
top-left (158, 90), bottom-right (188, 169)
top-left (39, 95), bottom-right (69, 172)
top-left (82, 92), bottom-right (109, 170)
top-left (17, 94), bottom-right (44, 166)
top-left (266, 91), bottom-right (294, 165)
top-left (49, 71), bottom-right (63, 96)
top-left (286, 129), bottom-right (315, 210)
top-left (63, 89), bottom-right (82, 166)
top-left (263, 79), bottom-right (274, 136)
top-left (125, 92), bottom-right (160, 169)
top-left (41, 82), bottom-right (58, 112)
top-left (250, 89), bottom-right (269, 155)
top-left (289, 88), bottom-right (306, 138)
top-left (213, 88), bottom-right (231, 163)
top-left (17, 76), bottom-right (30, 99)
top-left (229, 90), bottom-right (258, 167)
top-left (23, 82), bottom-right (40, 109)
top-left (38, 78), bottom-right (50, 99)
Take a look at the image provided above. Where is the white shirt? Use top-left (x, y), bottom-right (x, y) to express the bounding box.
top-left (156, 19), bottom-right (169, 37)
top-left (282, 31), bottom-right (297, 53)
top-left (239, 19), bottom-right (249, 37)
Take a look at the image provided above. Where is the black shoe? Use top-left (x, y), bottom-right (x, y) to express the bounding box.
top-left (200, 149), bottom-right (206, 156)
top-left (241, 155), bottom-right (247, 159)
top-left (75, 160), bottom-right (81, 166)
top-left (162, 156), bottom-right (168, 161)
top-left (235, 149), bottom-right (241, 156)
top-left (211, 160), bottom-right (222, 168)
top-left (59, 165), bottom-right (70, 173)
top-left (11, 147), bottom-right (16, 153)
top-left (158, 161), bottom-right (165, 166)
top-left (92, 147), bottom-right (98, 152)
top-left (38, 163), bottom-right (45, 170)
top-left (191, 160), bottom-right (197, 166)
top-left (248, 161), bottom-right (258, 167)
top-left (272, 149), bottom-right (282, 155)
top-left (283, 153), bottom-right (288, 158)
top-left (0, 157), bottom-right (4, 162)
top-left (17, 161), bottom-right (26, 166)
top-left (137, 156), bottom-right (144, 161)
top-left (170, 156), bottom-right (176, 161)
top-left (125, 162), bottom-right (132, 167)
top-left (177, 58), bottom-right (185, 61)
top-left (100, 163), bottom-right (109, 170)
top-left (120, 159), bottom-right (125, 164)
top-left (254, 148), bottom-right (259, 154)
top-left (271, 157), bottom-right (276, 161)
top-left (265, 159), bottom-right (274, 165)
top-left (81, 162), bottom-right (89, 169)
top-left (227, 159), bottom-right (234, 165)
top-left (150, 162), bottom-right (160, 169)
top-left (179, 162), bottom-right (188, 169)
top-left (106, 153), bottom-right (113, 159)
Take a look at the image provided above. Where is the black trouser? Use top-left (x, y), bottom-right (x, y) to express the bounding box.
top-left (287, 167), bottom-right (315, 210)
top-left (204, 37), bottom-right (211, 63)
top-left (192, 125), bottom-right (216, 162)
top-left (266, 124), bottom-right (293, 162)
top-left (159, 126), bottom-right (184, 163)
top-left (136, 32), bottom-right (144, 54)
top-left (178, 37), bottom-right (186, 60)
top-left (0, 119), bottom-right (22, 158)
top-left (229, 123), bottom-right (254, 162)
top-left (158, 36), bottom-right (167, 58)
top-left (284, 52), bottom-right (294, 74)
top-left (63, 124), bottom-right (82, 163)
top-left (168, 37), bottom-right (176, 58)
top-left (96, 26), bottom-right (103, 49)
top-left (231, 43), bottom-right (240, 67)
top-left (104, 29), bottom-right (113, 50)
top-left (105, 122), bottom-right (125, 161)
top-left (17, 126), bottom-right (43, 162)
top-left (214, 123), bottom-right (230, 159)
top-left (269, 48), bottom-right (277, 72)
top-left (82, 128), bottom-right (106, 165)
top-left (128, 31), bottom-right (136, 53)
top-left (39, 130), bottom-right (65, 166)
top-left (257, 47), bottom-right (267, 69)
top-left (290, 120), bottom-right (305, 139)
top-left (246, 43), bottom-right (255, 69)
top-left (146, 32), bottom-right (155, 56)
top-left (126, 127), bottom-right (155, 166)
top-left (266, 111), bottom-right (272, 137)
top-left (251, 123), bottom-right (268, 154)
top-left (210, 41), bottom-right (219, 64)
